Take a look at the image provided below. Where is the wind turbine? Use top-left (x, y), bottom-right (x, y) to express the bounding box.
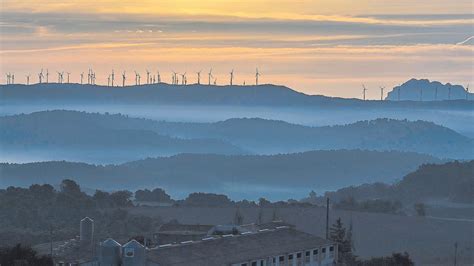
top-left (255, 68), bottom-right (260, 85)
top-left (380, 86), bottom-right (385, 101)
top-left (38, 69), bottom-right (44, 84)
top-left (66, 72), bottom-right (70, 84)
top-left (180, 72), bottom-right (186, 85)
top-left (107, 75), bottom-right (111, 86)
top-left (157, 71), bottom-right (161, 83)
top-left (172, 71), bottom-right (178, 85)
top-left (146, 70), bottom-right (151, 85)
top-left (214, 78), bottom-right (217, 85)
top-left (208, 69), bottom-right (213, 85)
top-left (26, 74), bottom-right (30, 85)
top-left (229, 69), bottom-right (234, 85)
top-left (46, 69), bottom-right (49, 83)
top-left (111, 70), bottom-right (115, 86)
top-left (466, 84), bottom-right (470, 100)
top-left (6, 73), bottom-right (10, 85)
top-left (196, 70), bottom-right (201, 85)
top-left (362, 84), bottom-right (368, 101)
top-left (80, 72), bottom-right (84, 85)
top-left (57, 72), bottom-right (62, 83)
top-left (11, 74), bottom-right (14, 84)
top-left (122, 71), bottom-right (126, 87)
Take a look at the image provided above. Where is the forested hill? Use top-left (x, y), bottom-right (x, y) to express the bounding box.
top-left (325, 160), bottom-right (474, 204)
top-left (2, 110), bottom-right (472, 159)
top-left (0, 150), bottom-right (442, 193)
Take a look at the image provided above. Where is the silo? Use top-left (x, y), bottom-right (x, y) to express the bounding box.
top-left (99, 238), bottom-right (122, 266)
top-left (80, 217), bottom-right (94, 245)
top-left (122, 239), bottom-right (146, 266)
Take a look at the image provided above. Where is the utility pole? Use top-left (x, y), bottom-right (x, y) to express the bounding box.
top-left (50, 224), bottom-right (53, 257)
top-left (454, 242), bottom-right (458, 266)
top-left (326, 198), bottom-right (329, 239)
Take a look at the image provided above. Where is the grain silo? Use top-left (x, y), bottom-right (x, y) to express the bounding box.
top-left (122, 239), bottom-right (146, 266)
top-left (99, 238), bottom-right (122, 266)
top-left (79, 217), bottom-right (94, 245)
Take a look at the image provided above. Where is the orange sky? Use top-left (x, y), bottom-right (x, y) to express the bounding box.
top-left (1, 0), bottom-right (473, 98)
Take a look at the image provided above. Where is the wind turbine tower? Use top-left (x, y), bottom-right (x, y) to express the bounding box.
top-left (46, 69), bottom-right (49, 83)
top-left (208, 69), bottom-right (213, 85)
top-left (26, 74), bottom-right (30, 85)
top-left (362, 84), bottom-right (368, 101)
top-left (380, 86), bottom-right (385, 101)
top-left (111, 70), bottom-right (115, 86)
top-left (80, 72), bottom-right (84, 85)
top-left (466, 84), bottom-right (470, 100)
top-left (146, 70), bottom-right (151, 85)
top-left (157, 71), bottom-right (161, 83)
top-left (255, 68), bottom-right (260, 85)
top-left (122, 71), bottom-right (126, 87)
top-left (38, 69), bottom-right (44, 84)
top-left (196, 71), bottom-right (201, 85)
top-left (66, 72), bottom-right (70, 84)
top-left (230, 69), bottom-right (234, 85)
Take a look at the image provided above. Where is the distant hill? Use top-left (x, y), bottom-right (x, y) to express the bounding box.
top-left (0, 150), bottom-right (442, 196)
top-left (1, 83), bottom-right (472, 108)
top-left (325, 160), bottom-right (474, 204)
top-left (0, 111), bottom-right (244, 163)
top-left (386, 79), bottom-right (472, 101)
top-left (1, 110), bottom-right (472, 161)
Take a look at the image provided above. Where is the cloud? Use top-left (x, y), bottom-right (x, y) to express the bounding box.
top-left (456, 36), bottom-right (474, 45)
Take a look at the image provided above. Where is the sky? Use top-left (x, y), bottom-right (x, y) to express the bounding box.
top-left (0, 0), bottom-right (473, 99)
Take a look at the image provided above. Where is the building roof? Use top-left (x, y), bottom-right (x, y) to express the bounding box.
top-left (147, 228), bottom-right (334, 265)
top-left (157, 223), bottom-right (214, 235)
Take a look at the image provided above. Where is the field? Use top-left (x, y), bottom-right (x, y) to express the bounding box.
top-left (129, 205), bottom-right (473, 266)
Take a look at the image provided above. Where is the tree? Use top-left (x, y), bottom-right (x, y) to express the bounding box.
top-left (257, 207), bottom-right (264, 225)
top-left (271, 208), bottom-right (279, 221)
top-left (258, 197), bottom-right (271, 207)
top-left (414, 203), bottom-right (426, 216)
top-left (329, 218), bottom-right (356, 264)
top-left (233, 207), bottom-right (244, 225)
top-left (60, 179), bottom-right (81, 196)
top-left (0, 244), bottom-right (53, 266)
top-left (359, 252), bottom-right (414, 266)
top-left (110, 190), bottom-right (133, 207)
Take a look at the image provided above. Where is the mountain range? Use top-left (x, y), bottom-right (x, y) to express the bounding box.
top-left (1, 110), bottom-right (472, 162)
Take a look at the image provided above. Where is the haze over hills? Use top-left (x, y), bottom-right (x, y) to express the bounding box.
top-left (386, 79), bottom-right (472, 101)
top-left (0, 150), bottom-right (442, 200)
top-left (0, 111), bottom-right (245, 164)
top-left (1, 110), bottom-right (472, 163)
